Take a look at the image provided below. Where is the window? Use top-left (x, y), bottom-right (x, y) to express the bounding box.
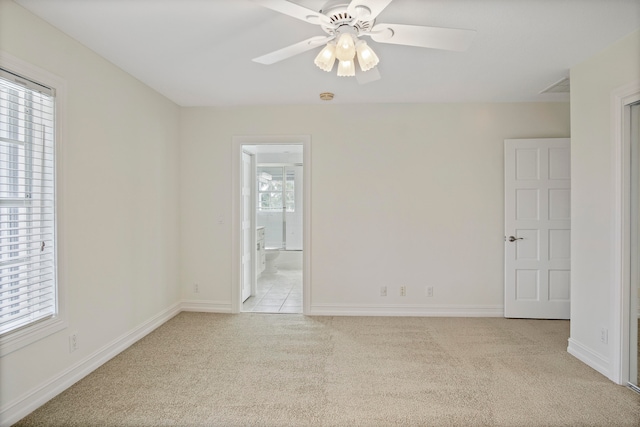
top-left (258, 166), bottom-right (295, 212)
top-left (0, 67), bottom-right (57, 338)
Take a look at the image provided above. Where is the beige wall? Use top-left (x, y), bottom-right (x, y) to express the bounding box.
top-left (180, 103), bottom-right (570, 314)
top-left (569, 30), bottom-right (640, 379)
top-left (0, 0), bottom-right (577, 422)
top-left (0, 0), bottom-right (181, 416)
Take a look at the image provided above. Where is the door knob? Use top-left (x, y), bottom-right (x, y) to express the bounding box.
top-left (508, 236), bottom-right (523, 242)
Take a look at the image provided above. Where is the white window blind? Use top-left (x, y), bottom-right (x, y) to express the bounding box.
top-left (0, 68), bottom-right (56, 336)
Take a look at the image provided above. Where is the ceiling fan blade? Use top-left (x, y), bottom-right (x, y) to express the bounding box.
top-left (251, 0), bottom-right (331, 25)
top-left (355, 66), bottom-right (381, 85)
top-left (252, 35), bottom-right (333, 65)
top-left (347, 0), bottom-right (393, 21)
top-left (369, 23), bottom-right (476, 51)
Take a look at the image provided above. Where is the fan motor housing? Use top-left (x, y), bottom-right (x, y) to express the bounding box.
top-left (319, 1), bottom-right (374, 35)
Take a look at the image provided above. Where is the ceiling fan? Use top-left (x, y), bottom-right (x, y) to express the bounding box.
top-left (251, 0), bottom-right (476, 82)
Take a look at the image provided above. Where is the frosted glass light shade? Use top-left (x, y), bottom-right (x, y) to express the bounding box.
top-left (337, 59), bottom-right (355, 77)
top-left (314, 42), bottom-right (336, 72)
top-left (356, 41), bottom-right (379, 72)
top-left (335, 33), bottom-right (356, 61)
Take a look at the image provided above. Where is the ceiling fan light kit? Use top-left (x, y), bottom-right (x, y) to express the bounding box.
top-left (356, 40), bottom-right (379, 72)
top-left (335, 33), bottom-right (356, 61)
top-left (314, 42), bottom-right (337, 71)
top-left (314, 31), bottom-right (378, 76)
top-left (336, 58), bottom-right (356, 77)
top-left (252, 0), bottom-right (476, 83)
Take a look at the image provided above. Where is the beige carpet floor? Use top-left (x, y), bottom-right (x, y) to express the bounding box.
top-left (14, 313), bottom-right (640, 426)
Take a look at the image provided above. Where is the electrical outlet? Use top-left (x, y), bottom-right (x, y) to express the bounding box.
top-left (69, 332), bottom-right (78, 353)
top-left (380, 286), bottom-right (387, 297)
top-left (194, 283), bottom-right (199, 293)
top-left (400, 286), bottom-right (406, 297)
top-left (600, 328), bottom-right (608, 344)
top-left (426, 286), bottom-right (434, 297)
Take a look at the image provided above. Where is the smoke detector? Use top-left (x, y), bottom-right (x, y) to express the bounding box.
top-left (320, 92), bottom-right (335, 101)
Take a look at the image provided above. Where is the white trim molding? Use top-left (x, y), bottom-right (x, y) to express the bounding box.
top-left (0, 302), bottom-right (181, 427)
top-left (567, 338), bottom-right (611, 379)
top-left (611, 80), bottom-right (640, 385)
top-left (309, 303), bottom-right (504, 317)
top-left (181, 300), bottom-right (233, 313)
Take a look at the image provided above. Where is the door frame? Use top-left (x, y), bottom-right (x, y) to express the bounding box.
top-left (611, 81), bottom-right (640, 385)
top-left (231, 135), bottom-right (311, 314)
top-left (241, 150), bottom-right (256, 302)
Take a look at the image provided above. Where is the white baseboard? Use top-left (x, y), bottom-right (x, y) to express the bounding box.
top-left (0, 302), bottom-right (182, 427)
top-left (181, 300), bottom-right (232, 313)
top-left (308, 303), bottom-right (504, 317)
top-left (567, 337), bottom-right (610, 379)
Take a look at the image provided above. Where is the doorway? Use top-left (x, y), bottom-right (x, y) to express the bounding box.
top-left (246, 155), bottom-right (303, 313)
top-left (231, 136), bottom-right (311, 315)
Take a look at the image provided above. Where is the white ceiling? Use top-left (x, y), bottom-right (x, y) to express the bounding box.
top-left (14, 0), bottom-right (640, 107)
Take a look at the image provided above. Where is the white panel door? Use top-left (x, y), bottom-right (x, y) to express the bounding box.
top-left (241, 152), bottom-right (252, 303)
top-left (505, 138), bottom-right (571, 319)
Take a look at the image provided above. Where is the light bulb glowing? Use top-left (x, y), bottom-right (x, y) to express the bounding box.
top-left (314, 42), bottom-right (336, 72)
top-left (335, 33), bottom-right (356, 62)
top-left (313, 34), bottom-right (380, 78)
top-left (356, 40), bottom-right (379, 72)
top-left (337, 59), bottom-right (355, 77)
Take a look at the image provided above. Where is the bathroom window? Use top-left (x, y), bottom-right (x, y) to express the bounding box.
top-left (258, 167), bottom-right (295, 212)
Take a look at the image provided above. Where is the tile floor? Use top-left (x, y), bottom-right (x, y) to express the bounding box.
top-left (242, 268), bottom-right (302, 313)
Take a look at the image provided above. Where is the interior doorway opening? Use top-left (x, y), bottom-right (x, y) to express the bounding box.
top-left (232, 137), bottom-right (310, 315)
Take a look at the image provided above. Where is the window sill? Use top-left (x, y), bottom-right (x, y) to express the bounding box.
top-left (0, 316), bottom-right (67, 357)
